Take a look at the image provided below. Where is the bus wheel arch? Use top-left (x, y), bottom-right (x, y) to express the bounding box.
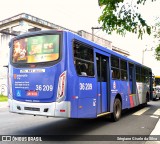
top-left (111, 94), bottom-right (122, 122)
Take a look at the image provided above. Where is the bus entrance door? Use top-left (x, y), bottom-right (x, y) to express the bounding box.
top-left (96, 54), bottom-right (110, 114)
top-left (129, 63), bottom-right (135, 94)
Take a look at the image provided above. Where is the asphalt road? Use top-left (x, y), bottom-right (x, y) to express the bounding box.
top-left (0, 100), bottom-right (160, 144)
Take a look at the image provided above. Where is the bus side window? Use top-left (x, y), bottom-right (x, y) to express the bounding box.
top-left (73, 40), bottom-right (94, 77)
top-left (75, 62), bottom-right (87, 76)
top-left (115, 69), bottom-right (120, 79)
top-left (111, 56), bottom-right (120, 79)
top-left (129, 67), bottom-right (133, 81)
top-left (111, 68), bottom-right (120, 79)
top-left (76, 63), bottom-right (81, 75)
top-left (112, 70), bottom-right (115, 78)
top-left (80, 64), bottom-right (87, 76)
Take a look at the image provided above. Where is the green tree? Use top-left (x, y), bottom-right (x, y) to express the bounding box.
top-left (154, 22), bottom-right (160, 60)
top-left (98, 0), bottom-right (156, 39)
top-left (155, 44), bottom-right (160, 60)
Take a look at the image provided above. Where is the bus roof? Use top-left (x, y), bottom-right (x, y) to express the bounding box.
top-left (10, 30), bottom-right (151, 71)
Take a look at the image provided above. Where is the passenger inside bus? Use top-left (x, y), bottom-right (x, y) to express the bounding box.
top-left (76, 63), bottom-right (87, 76)
top-left (80, 64), bottom-right (87, 76)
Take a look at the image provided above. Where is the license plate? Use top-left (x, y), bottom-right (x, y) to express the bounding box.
top-left (26, 90), bottom-right (38, 96)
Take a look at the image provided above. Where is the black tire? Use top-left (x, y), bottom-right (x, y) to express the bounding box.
top-left (144, 93), bottom-right (149, 106)
top-left (111, 98), bottom-right (122, 122)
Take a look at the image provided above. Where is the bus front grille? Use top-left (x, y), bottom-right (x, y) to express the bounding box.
top-left (24, 107), bottom-right (40, 111)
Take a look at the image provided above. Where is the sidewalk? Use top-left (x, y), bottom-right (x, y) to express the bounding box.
top-left (0, 101), bottom-right (8, 108)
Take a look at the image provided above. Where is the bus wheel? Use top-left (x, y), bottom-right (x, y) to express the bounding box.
top-left (111, 98), bottom-right (122, 122)
top-left (144, 93), bottom-right (149, 106)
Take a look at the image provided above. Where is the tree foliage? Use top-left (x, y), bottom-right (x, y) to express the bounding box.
top-left (98, 0), bottom-right (156, 39)
top-left (154, 22), bottom-right (160, 60)
top-left (155, 44), bottom-right (160, 60)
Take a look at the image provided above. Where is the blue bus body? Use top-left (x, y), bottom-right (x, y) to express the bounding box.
top-left (8, 30), bottom-right (152, 120)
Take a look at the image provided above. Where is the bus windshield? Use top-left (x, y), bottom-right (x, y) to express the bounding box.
top-left (12, 34), bottom-right (60, 63)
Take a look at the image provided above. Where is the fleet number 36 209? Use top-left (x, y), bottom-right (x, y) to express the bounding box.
top-left (36, 85), bottom-right (53, 91)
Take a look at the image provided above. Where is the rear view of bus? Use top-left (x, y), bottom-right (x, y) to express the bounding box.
top-left (8, 30), bottom-right (70, 117)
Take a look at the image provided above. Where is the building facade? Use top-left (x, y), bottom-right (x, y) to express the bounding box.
top-left (0, 13), bottom-right (129, 95)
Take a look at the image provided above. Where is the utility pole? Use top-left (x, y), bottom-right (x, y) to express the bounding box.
top-left (142, 46), bottom-right (153, 64)
top-left (91, 27), bottom-right (102, 42)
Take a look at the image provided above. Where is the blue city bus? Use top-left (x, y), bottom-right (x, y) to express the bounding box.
top-left (8, 30), bottom-right (152, 121)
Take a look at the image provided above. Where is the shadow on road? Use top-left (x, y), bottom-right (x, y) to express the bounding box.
top-left (9, 103), bottom-right (155, 141)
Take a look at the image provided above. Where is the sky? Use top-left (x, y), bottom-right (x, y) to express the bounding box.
top-left (0, 0), bottom-right (160, 75)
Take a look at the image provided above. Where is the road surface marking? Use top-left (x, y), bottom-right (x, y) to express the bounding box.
top-left (145, 119), bottom-right (160, 144)
top-left (153, 109), bottom-right (160, 116)
top-left (150, 115), bottom-right (159, 119)
top-left (132, 107), bottom-right (150, 115)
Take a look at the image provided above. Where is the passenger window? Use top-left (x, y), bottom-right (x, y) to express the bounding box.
top-left (111, 56), bottom-right (120, 79)
top-left (120, 60), bottom-right (128, 80)
top-left (73, 41), bottom-right (94, 77)
top-left (136, 66), bottom-right (141, 82)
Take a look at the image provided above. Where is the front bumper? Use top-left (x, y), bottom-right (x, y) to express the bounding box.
top-left (8, 99), bottom-right (71, 118)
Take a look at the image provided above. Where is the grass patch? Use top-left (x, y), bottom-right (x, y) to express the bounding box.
top-left (0, 95), bottom-right (8, 102)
